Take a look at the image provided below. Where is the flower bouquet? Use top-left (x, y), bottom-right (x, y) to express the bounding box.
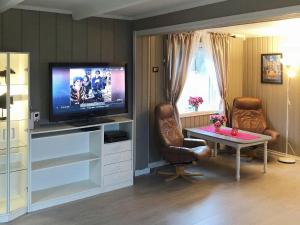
top-left (209, 114), bottom-right (227, 132)
top-left (188, 96), bottom-right (203, 111)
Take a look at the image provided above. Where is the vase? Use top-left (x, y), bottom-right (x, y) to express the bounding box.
top-left (194, 106), bottom-right (198, 112)
top-left (214, 125), bottom-right (221, 133)
top-left (231, 127), bottom-right (238, 136)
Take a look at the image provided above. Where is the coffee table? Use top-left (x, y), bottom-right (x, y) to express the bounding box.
top-left (185, 126), bottom-right (272, 181)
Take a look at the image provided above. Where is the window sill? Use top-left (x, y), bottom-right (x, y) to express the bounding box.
top-left (179, 110), bottom-right (218, 118)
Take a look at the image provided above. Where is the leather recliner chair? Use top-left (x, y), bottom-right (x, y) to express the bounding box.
top-left (155, 103), bottom-right (211, 183)
top-left (232, 97), bottom-right (279, 146)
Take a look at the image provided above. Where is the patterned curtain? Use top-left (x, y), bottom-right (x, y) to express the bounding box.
top-left (166, 32), bottom-right (201, 128)
top-left (209, 33), bottom-right (231, 126)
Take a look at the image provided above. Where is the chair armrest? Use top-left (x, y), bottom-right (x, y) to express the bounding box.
top-left (183, 138), bottom-right (207, 148)
top-left (167, 145), bottom-right (193, 154)
top-left (263, 129), bottom-right (280, 140)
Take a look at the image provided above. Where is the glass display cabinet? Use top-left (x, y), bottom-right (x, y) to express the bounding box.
top-left (0, 52), bottom-right (29, 222)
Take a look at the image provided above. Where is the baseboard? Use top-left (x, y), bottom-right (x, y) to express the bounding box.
top-left (135, 160), bottom-right (169, 177)
top-left (134, 148), bottom-right (299, 177)
top-left (134, 168), bottom-right (150, 176)
top-left (256, 147), bottom-right (299, 161)
top-left (148, 160), bottom-right (168, 168)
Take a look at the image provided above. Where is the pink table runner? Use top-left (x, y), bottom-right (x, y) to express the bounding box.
top-left (198, 126), bottom-right (259, 141)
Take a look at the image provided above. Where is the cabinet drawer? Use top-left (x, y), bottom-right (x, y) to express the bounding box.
top-left (103, 170), bottom-right (132, 186)
top-left (103, 140), bottom-right (132, 155)
top-left (103, 151), bottom-right (131, 165)
top-left (103, 160), bottom-right (132, 175)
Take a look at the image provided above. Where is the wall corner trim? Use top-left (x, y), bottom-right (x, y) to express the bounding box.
top-left (148, 160), bottom-right (168, 169)
top-left (135, 168), bottom-right (151, 177)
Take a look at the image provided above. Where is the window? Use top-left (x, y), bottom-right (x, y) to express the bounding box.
top-left (177, 46), bottom-right (220, 116)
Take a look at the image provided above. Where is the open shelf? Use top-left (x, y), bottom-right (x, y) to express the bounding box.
top-left (29, 117), bottom-right (133, 213)
top-left (32, 153), bottom-right (100, 171)
top-left (31, 180), bottom-right (100, 207)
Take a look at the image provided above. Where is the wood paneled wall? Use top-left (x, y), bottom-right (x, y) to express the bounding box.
top-left (148, 36), bottom-right (165, 163)
top-left (243, 37), bottom-right (298, 154)
top-left (181, 114), bottom-right (211, 129)
top-left (228, 37), bottom-right (244, 108)
top-left (135, 35), bottom-right (244, 167)
top-left (0, 9), bottom-right (133, 121)
top-left (135, 36), bottom-right (150, 169)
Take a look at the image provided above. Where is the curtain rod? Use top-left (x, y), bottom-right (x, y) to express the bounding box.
top-left (208, 32), bottom-right (236, 38)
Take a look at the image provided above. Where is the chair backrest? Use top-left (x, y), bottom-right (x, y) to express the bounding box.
top-left (155, 103), bottom-right (184, 147)
top-left (232, 97), bottom-right (267, 133)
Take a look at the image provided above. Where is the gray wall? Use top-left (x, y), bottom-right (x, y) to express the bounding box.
top-left (0, 9), bottom-right (133, 122)
top-left (134, 0), bottom-right (300, 30)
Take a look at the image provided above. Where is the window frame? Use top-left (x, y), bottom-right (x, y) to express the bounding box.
top-left (177, 46), bottom-right (220, 117)
top-left (179, 110), bottom-right (219, 118)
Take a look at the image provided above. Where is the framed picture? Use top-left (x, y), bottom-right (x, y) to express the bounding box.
top-left (261, 53), bottom-right (283, 84)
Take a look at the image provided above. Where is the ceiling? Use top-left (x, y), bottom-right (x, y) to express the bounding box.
top-left (208, 17), bottom-right (300, 38)
top-left (0, 0), bottom-right (227, 20)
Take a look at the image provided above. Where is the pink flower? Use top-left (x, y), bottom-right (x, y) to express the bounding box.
top-left (214, 121), bottom-right (221, 127)
top-left (209, 113), bottom-right (227, 126)
top-left (188, 96), bottom-right (204, 107)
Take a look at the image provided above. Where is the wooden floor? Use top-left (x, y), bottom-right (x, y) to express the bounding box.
top-left (8, 153), bottom-right (300, 225)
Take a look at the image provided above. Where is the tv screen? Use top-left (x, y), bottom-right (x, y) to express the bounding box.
top-left (50, 63), bottom-right (127, 122)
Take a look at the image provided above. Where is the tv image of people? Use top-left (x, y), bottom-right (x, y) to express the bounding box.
top-left (52, 65), bottom-right (126, 116)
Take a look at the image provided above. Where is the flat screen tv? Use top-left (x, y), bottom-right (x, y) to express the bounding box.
top-left (50, 63), bottom-right (127, 122)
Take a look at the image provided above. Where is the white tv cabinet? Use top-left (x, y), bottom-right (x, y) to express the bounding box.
top-left (29, 117), bottom-right (133, 212)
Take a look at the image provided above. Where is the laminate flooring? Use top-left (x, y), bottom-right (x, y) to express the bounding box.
top-left (8, 153), bottom-right (300, 225)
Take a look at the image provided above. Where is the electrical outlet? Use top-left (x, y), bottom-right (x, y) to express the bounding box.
top-left (31, 112), bottom-right (40, 122)
top-left (152, 67), bottom-right (159, 73)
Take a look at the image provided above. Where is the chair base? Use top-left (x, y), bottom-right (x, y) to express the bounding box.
top-left (278, 156), bottom-right (296, 164)
top-left (157, 166), bottom-right (203, 183)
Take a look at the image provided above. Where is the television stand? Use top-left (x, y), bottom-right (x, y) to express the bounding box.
top-left (68, 118), bottom-right (115, 127)
top-left (29, 117), bottom-right (133, 212)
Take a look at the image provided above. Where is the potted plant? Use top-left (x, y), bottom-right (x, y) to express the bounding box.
top-left (209, 114), bottom-right (227, 132)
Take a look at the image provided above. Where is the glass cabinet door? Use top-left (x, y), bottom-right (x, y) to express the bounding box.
top-left (8, 53), bottom-right (29, 212)
top-left (0, 53), bottom-right (8, 215)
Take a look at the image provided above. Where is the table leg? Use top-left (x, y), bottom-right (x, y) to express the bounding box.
top-left (236, 146), bottom-right (240, 181)
top-left (214, 142), bottom-right (218, 157)
top-left (264, 141), bottom-right (268, 173)
top-left (187, 131), bottom-right (191, 138)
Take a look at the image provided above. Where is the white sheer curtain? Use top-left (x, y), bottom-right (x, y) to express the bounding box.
top-left (202, 32), bottom-right (230, 122)
top-left (177, 31), bottom-right (220, 114)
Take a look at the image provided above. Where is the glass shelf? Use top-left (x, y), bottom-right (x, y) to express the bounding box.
top-left (0, 52), bottom-right (29, 219)
top-left (0, 145), bottom-right (28, 153)
top-left (0, 162), bottom-right (27, 175)
top-left (0, 84), bottom-right (28, 87)
top-left (0, 119), bottom-right (28, 123)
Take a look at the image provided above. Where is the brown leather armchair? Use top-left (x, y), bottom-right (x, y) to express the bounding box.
top-left (232, 97), bottom-right (279, 146)
top-left (155, 103), bottom-right (211, 183)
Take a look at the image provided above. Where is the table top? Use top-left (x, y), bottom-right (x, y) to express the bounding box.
top-left (185, 126), bottom-right (272, 144)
